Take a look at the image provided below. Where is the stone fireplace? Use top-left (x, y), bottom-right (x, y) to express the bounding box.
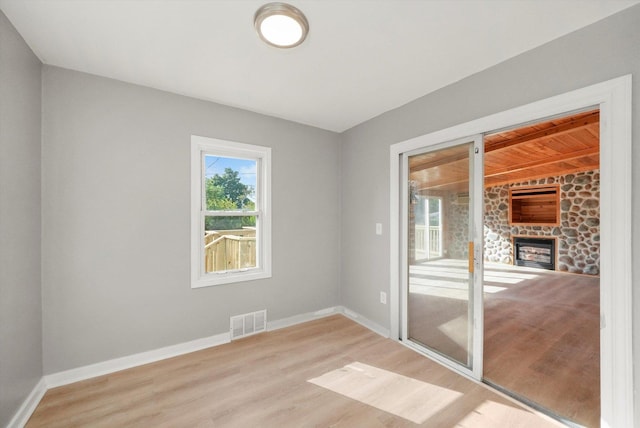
top-left (513, 237), bottom-right (556, 270)
top-left (483, 170), bottom-right (599, 275)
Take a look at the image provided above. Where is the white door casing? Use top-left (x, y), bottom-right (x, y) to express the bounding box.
top-left (389, 75), bottom-right (632, 428)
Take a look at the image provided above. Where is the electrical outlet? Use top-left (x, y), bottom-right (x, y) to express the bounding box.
top-left (375, 223), bottom-right (382, 235)
top-left (380, 291), bottom-right (387, 304)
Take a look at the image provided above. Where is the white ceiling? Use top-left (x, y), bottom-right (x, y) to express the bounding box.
top-left (1, 0), bottom-right (638, 132)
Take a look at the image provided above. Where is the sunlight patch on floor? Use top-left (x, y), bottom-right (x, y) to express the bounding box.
top-left (483, 285), bottom-right (507, 293)
top-left (483, 274), bottom-right (528, 285)
top-left (409, 284), bottom-right (468, 300)
top-left (410, 283), bottom-right (507, 299)
top-left (410, 276), bottom-right (467, 289)
top-left (308, 362), bottom-right (463, 424)
top-left (437, 315), bottom-right (469, 350)
top-left (410, 265), bottom-right (470, 280)
top-left (410, 259), bottom-right (543, 296)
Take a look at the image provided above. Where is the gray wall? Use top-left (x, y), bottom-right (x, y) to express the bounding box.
top-left (41, 66), bottom-right (341, 374)
top-left (3, 3), bottom-right (640, 425)
top-left (340, 4), bottom-right (640, 424)
top-left (0, 11), bottom-right (43, 426)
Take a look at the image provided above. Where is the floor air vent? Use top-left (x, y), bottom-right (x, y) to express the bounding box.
top-left (230, 309), bottom-right (267, 340)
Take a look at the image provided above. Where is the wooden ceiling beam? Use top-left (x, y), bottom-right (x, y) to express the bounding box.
top-left (410, 111), bottom-right (599, 174)
top-left (411, 175), bottom-right (470, 192)
top-left (408, 111), bottom-right (601, 191)
top-left (485, 164), bottom-right (599, 188)
top-left (414, 162), bottom-right (600, 191)
top-left (409, 151), bottom-right (469, 172)
top-left (485, 110), bottom-right (599, 153)
top-left (485, 146), bottom-right (599, 178)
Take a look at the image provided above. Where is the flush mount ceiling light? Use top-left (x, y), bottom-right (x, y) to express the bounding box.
top-left (254, 2), bottom-right (309, 48)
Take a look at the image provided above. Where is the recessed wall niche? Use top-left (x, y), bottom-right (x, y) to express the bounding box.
top-left (509, 185), bottom-right (559, 226)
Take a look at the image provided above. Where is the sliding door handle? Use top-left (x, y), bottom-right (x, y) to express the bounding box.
top-left (468, 242), bottom-right (474, 273)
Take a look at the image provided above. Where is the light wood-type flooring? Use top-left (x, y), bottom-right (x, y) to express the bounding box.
top-left (483, 264), bottom-right (599, 427)
top-left (408, 259), bottom-right (599, 427)
top-left (27, 315), bottom-right (562, 427)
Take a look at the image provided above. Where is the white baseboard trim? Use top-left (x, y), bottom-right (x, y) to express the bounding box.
top-left (45, 331), bottom-right (230, 389)
top-left (6, 378), bottom-right (47, 428)
top-left (267, 306), bottom-right (342, 331)
top-left (14, 305), bottom-right (389, 427)
top-left (265, 306), bottom-right (390, 339)
top-left (338, 306), bottom-right (390, 338)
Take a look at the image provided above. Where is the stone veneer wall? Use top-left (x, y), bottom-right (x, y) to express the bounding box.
top-left (484, 170), bottom-right (600, 275)
top-left (445, 193), bottom-right (469, 259)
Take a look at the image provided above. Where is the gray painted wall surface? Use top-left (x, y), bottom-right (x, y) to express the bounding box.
top-left (340, 4), bottom-right (640, 425)
top-left (0, 11), bottom-right (43, 426)
top-left (3, 3), bottom-right (640, 425)
top-left (41, 66), bottom-right (341, 374)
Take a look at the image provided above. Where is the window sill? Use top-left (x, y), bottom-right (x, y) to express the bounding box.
top-left (191, 269), bottom-right (272, 288)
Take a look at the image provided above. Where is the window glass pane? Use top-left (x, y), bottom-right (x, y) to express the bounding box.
top-left (408, 142), bottom-right (473, 368)
top-left (204, 155), bottom-right (257, 211)
top-left (204, 216), bottom-right (257, 273)
top-left (193, 135), bottom-right (271, 288)
top-left (205, 215), bottom-right (256, 231)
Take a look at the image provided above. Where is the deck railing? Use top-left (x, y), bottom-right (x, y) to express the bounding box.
top-left (415, 225), bottom-right (442, 258)
top-left (204, 228), bottom-right (256, 272)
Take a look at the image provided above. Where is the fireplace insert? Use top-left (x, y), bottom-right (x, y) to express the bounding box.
top-left (513, 237), bottom-right (555, 270)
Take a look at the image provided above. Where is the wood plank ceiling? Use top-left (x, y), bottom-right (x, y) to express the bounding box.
top-left (409, 110), bottom-right (600, 192)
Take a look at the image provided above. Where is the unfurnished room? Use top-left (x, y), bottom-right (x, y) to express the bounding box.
top-left (1, 2), bottom-right (638, 428)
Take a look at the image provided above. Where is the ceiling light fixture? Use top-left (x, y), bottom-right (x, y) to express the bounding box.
top-left (254, 2), bottom-right (309, 48)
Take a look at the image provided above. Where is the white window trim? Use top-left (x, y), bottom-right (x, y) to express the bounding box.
top-left (191, 135), bottom-right (272, 288)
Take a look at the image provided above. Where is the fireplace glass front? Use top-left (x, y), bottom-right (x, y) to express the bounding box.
top-left (513, 237), bottom-right (555, 270)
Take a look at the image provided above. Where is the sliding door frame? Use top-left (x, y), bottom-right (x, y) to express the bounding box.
top-left (400, 135), bottom-right (484, 380)
top-left (389, 75), bottom-right (633, 427)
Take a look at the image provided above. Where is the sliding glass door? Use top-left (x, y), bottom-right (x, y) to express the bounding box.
top-left (401, 135), bottom-right (483, 378)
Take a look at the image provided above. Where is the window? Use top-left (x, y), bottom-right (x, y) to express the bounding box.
top-left (191, 136), bottom-right (271, 287)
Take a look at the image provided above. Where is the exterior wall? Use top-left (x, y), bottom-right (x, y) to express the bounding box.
top-left (484, 170), bottom-right (600, 275)
top-left (0, 10), bottom-right (43, 426)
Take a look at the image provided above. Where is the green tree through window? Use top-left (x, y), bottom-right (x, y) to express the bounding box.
top-left (192, 135), bottom-right (271, 287)
top-left (205, 165), bottom-right (256, 230)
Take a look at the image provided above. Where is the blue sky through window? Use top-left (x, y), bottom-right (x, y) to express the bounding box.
top-left (205, 155), bottom-right (257, 189)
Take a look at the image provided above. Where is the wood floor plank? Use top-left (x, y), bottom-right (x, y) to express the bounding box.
top-left (408, 259), bottom-right (598, 426)
top-left (483, 266), bottom-right (599, 427)
top-left (27, 315), bottom-right (561, 428)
